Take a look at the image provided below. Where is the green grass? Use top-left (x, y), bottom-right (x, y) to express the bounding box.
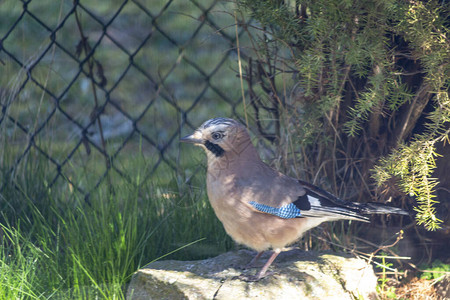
top-left (0, 142), bottom-right (232, 299)
top-left (419, 260), bottom-right (450, 280)
top-left (0, 1), bottom-right (256, 298)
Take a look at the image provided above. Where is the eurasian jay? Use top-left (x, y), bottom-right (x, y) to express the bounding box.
top-left (180, 117), bottom-right (408, 281)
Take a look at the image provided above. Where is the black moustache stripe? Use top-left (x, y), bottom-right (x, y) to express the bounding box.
top-left (204, 140), bottom-right (225, 157)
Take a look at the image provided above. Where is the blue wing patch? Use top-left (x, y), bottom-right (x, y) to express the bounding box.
top-left (249, 201), bottom-right (302, 219)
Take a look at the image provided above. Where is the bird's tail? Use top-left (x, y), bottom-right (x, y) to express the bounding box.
top-left (353, 202), bottom-right (409, 216)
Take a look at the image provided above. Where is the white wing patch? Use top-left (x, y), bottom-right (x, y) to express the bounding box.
top-left (307, 195), bottom-right (321, 207)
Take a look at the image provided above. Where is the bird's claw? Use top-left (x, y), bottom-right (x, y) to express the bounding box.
top-left (237, 271), bottom-right (274, 282)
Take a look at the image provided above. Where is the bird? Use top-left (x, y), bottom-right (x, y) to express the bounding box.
top-left (180, 117), bottom-right (408, 281)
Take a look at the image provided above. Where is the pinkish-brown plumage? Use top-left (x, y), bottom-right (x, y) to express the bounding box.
top-left (181, 117), bottom-right (408, 280)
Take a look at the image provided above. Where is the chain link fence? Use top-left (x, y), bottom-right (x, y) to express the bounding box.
top-left (0, 0), bottom-right (253, 202)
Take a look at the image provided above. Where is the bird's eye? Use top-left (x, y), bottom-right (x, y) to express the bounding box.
top-left (211, 132), bottom-right (224, 140)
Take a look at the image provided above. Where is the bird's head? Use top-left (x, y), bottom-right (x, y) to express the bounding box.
top-left (180, 117), bottom-right (253, 158)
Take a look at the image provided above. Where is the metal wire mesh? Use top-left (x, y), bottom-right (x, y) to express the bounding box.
top-left (0, 0), bottom-right (248, 202)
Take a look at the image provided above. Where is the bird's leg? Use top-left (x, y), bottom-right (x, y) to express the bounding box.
top-left (239, 249), bottom-right (281, 281)
top-left (255, 249), bottom-right (280, 279)
top-left (243, 251), bottom-right (264, 269)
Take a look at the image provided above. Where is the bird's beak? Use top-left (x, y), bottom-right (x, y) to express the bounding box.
top-left (180, 132), bottom-right (203, 144)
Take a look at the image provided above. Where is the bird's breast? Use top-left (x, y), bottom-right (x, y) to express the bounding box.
top-left (205, 172), bottom-right (271, 251)
top-left (206, 172), bottom-right (239, 211)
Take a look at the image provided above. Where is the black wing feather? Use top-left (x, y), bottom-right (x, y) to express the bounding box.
top-left (293, 179), bottom-right (408, 222)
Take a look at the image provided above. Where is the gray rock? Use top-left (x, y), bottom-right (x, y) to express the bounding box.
top-left (127, 249), bottom-right (377, 300)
